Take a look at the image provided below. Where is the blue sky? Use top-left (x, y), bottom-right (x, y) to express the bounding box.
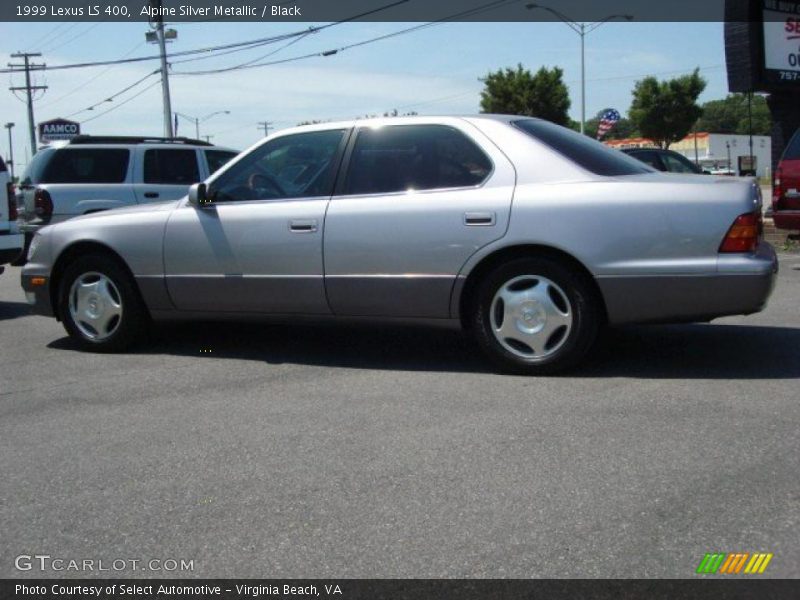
top-left (1, 20), bottom-right (728, 167)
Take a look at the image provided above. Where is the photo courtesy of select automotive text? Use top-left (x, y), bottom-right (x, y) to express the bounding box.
top-left (2, 0), bottom-right (800, 598)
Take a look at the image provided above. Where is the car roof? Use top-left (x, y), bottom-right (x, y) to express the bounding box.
top-left (281, 113), bottom-right (532, 134)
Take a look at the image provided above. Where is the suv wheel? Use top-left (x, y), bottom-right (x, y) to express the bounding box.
top-left (470, 257), bottom-right (599, 374)
top-left (59, 255), bottom-right (148, 352)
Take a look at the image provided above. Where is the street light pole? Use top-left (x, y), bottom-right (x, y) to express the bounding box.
top-left (526, 4), bottom-right (632, 135)
top-left (4, 122), bottom-right (15, 180)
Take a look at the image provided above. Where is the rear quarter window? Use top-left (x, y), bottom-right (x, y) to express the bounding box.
top-left (513, 119), bottom-right (654, 176)
top-left (205, 150), bottom-right (238, 174)
top-left (41, 148), bottom-right (130, 184)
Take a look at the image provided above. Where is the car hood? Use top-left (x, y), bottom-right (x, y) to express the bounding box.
top-left (68, 199), bottom-right (182, 222)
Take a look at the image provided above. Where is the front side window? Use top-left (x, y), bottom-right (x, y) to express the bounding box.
top-left (41, 148), bottom-right (129, 184)
top-left (514, 119), bottom-right (653, 176)
top-left (144, 149), bottom-right (200, 185)
top-left (209, 129), bottom-right (346, 202)
top-left (343, 125), bottom-right (492, 196)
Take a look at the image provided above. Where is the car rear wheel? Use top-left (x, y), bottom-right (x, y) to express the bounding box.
top-left (470, 257), bottom-right (599, 374)
top-left (59, 254), bottom-right (148, 352)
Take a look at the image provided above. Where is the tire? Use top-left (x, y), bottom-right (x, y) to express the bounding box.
top-left (58, 254), bottom-right (149, 352)
top-left (469, 257), bottom-right (600, 374)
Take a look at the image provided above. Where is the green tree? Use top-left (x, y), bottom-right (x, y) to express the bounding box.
top-left (479, 64), bottom-right (571, 126)
top-left (584, 108), bottom-right (639, 140)
top-left (695, 94), bottom-right (771, 135)
top-left (628, 69), bottom-right (707, 148)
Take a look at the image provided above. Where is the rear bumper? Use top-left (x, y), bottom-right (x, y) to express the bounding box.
top-left (598, 244), bottom-right (778, 325)
top-left (772, 210), bottom-right (800, 231)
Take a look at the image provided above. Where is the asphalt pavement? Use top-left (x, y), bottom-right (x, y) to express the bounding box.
top-left (1, 256), bottom-right (799, 578)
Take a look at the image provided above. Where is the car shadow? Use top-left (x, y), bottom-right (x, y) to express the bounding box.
top-left (0, 301), bottom-right (32, 321)
top-left (46, 320), bottom-right (800, 379)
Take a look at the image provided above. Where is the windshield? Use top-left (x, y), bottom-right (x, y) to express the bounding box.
top-left (513, 119), bottom-right (654, 176)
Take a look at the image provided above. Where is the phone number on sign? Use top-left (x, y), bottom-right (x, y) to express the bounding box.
top-left (16, 4), bottom-right (131, 17)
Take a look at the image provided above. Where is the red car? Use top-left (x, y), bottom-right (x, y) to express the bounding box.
top-left (773, 128), bottom-right (800, 231)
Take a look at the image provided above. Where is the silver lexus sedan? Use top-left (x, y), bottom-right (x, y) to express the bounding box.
top-left (21, 115), bottom-right (777, 374)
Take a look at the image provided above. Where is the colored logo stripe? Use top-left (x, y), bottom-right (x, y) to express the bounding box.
top-left (744, 553), bottom-right (773, 574)
top-left (697, 553), bottom-right (773, 574)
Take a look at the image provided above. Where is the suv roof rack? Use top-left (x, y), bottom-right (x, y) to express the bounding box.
top-left (67, 135), bottom-right (213, 147)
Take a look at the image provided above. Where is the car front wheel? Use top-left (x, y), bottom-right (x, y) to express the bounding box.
top-left (58, 254), bottom-right (148, 352)
top-left (470, 257), bottom-right (600, 374)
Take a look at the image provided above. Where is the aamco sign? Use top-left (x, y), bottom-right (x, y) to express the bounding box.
top-left (38, 118), bottom-right (81, 143)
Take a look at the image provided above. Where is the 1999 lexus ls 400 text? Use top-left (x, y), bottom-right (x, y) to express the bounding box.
top-left (21, 115), bottom-right (777, 374)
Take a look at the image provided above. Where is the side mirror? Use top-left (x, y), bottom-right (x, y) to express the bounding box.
top-left (188, 182), bottom-right (210, 207)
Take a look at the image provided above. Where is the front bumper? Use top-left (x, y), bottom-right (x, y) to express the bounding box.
top-left (20, 270), bottom-right (54, 317)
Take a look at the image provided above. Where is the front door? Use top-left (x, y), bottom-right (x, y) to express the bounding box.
top-left (164, 128), bottom-right (349, 313)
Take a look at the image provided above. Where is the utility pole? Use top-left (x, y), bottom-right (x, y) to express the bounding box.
top-left (8, 52), bottom-right (47, 157)
top-left (258, 121), bottom-right (273, 137)
top-left (203, 135), bottom-right (213, 143)
top-left (149, 0), bottom-right (174, 137)
top-left (4, 123), bottom-right (15, 180)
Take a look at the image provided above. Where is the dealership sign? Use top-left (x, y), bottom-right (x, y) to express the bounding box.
top-left (763, 3), bottom-right (800, 83)
top-left (38, 118), bottom-right (81, 143)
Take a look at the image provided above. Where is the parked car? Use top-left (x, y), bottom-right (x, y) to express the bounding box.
top-left (708, 166), bottom-right (737, 176)
top-left (0, 156), bottom-right (23, 274)
top-left (621, 147), bottom-right (706, 174)
top-left (15, 136), bottom-right (238, 259)
top-left (21, 116), bottom-right (777, 374)
top-left (772, 127), bottom-right (800, 231)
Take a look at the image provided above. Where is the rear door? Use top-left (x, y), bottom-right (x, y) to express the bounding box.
top-left (323, 120), bottom-right (516, 318)
top-left (133, 147), bottom-right (202, 204)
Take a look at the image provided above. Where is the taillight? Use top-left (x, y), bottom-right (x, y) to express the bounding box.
top-left (719, 211), bottom-right (762, 253)
top-left (34, 188), bottom-right (52, 218)
top-left (6, 182), bottom-right (16, 221)
top-left (773, 166), bottom-right (784, 211)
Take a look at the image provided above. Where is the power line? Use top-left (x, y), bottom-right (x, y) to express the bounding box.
top-left (172, 0), bottom-right (523, 76)
top-left (80, 79), bottom-right (162, 124)
top-left (45, 23), bottom-right (102, 54)
top-left (37, 40), bottom-right (146, 110)
top-left (65, 70), bottom-right (160, 117)
top-left (0, 0), bottom-right (410, 75)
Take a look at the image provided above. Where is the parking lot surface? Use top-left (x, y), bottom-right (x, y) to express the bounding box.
top-left (1, 256), bottom-right (799, 578)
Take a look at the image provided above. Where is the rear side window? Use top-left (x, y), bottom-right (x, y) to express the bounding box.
top-left (783, 129), bottom-right (800, 160)
top-left (513, 119), bottom-right (653, 176)
top-left (41, 148), bottom-right (130, 184)
top-left (205, 150), bottom-right (237, 174)
top-left (144, 149), bottom-right (200, 185)
top-left (344, 125), bottom-right (492, 195)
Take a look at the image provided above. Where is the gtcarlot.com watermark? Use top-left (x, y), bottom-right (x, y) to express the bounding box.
top-left (15, 554), bottom-right (194, 572)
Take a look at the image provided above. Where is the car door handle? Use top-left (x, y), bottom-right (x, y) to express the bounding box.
top-left (289, 219), bottom-right (318, 233)
top-left (464, 211), bottom-right (496, 226)
top-left (144, 192), bottom-right (160, 199)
